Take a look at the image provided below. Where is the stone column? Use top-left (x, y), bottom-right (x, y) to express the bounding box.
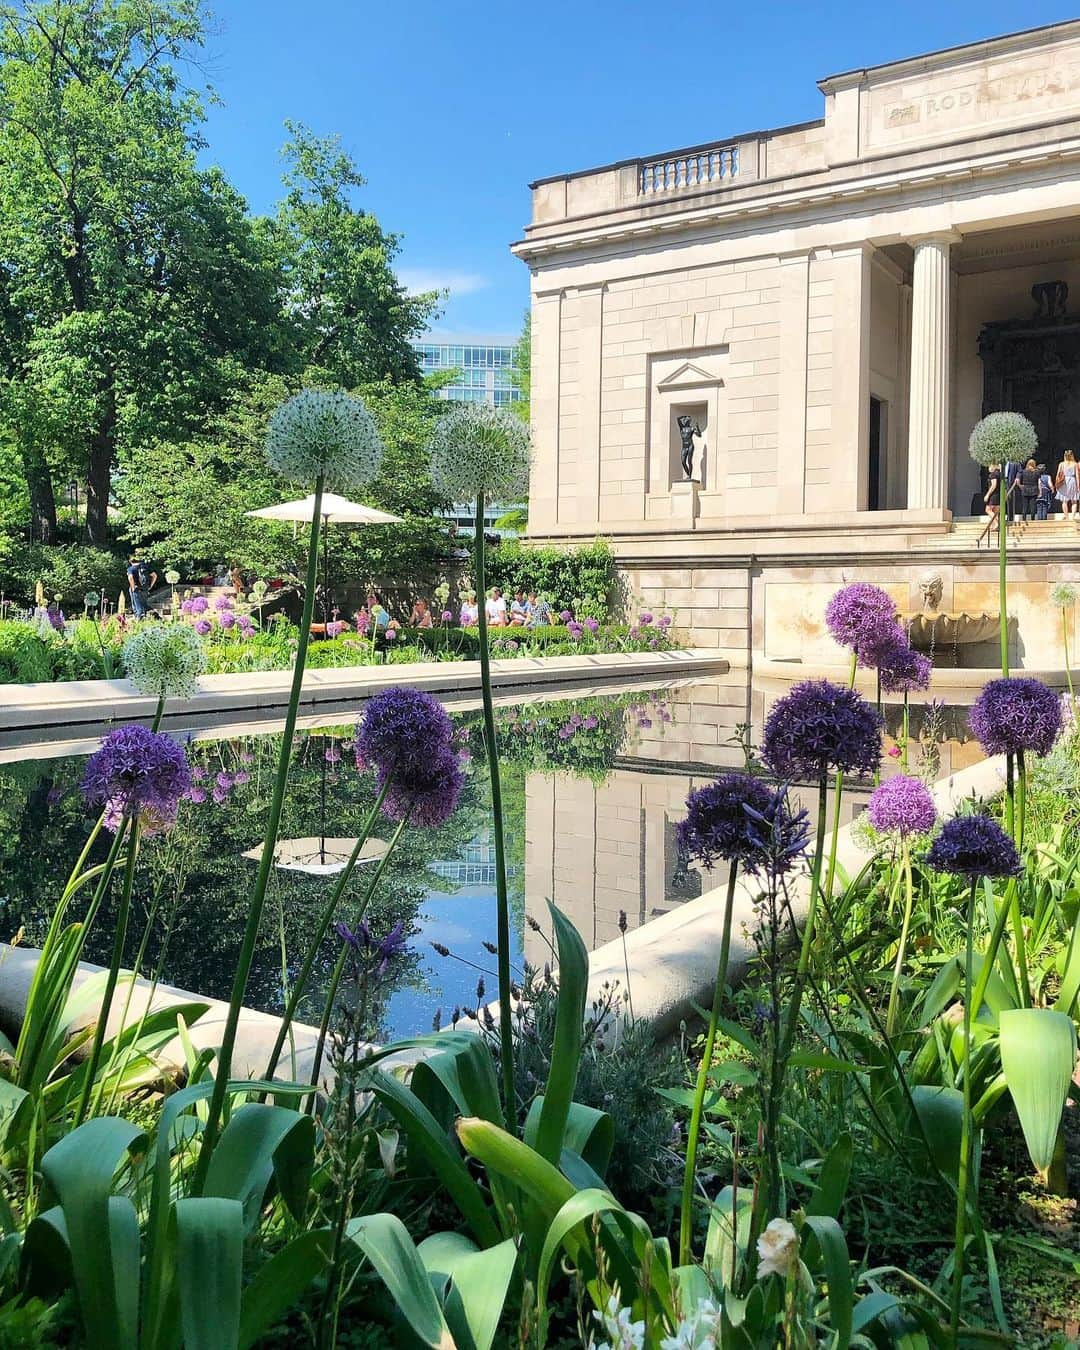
top-left (907, 233), bottom-right (960, 511)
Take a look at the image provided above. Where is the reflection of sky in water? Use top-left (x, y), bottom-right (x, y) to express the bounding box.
top-left (384, 888), bottom-right (524, 1041)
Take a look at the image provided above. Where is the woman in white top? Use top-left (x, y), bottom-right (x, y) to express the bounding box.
top-left (1057, 450), bottom-right (1080, 515)
top-left (485, 587), bottom-right (508, 626)
top-left (459, 591), bottom-right (479, 626)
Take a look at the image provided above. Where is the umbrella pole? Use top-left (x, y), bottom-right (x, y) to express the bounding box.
top-left (322, 514), bottom-right (330, 623)
top-left (319, 737), bottom-right (327, 866)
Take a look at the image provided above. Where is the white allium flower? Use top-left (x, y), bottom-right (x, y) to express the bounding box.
top-left (591, 1293), bottom-right (645, 1350)
top-left (1051, 582), bottom-right (1077, 609)
top-left (265, 388), bottom-right (384, 491)
top-left (123, 623), bottom-right (206, 698)
top-left (968, 411), bottom-right (1038, 467)
top-left (426, 403), bottom-right (531, 502)
top-left (164, 570), bottom-right (180, 585)
top-left (756, 1217), bottom-right (799, 1280)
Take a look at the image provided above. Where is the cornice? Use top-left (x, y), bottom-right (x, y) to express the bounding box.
top-left (512, 136), bottom-right (1080, 265)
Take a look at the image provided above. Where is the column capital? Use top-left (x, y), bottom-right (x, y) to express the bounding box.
top-left (909, 229), bottom-right (964, 249)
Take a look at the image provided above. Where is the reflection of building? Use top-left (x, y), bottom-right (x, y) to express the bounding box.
top-left (432, 839), bottom-right (497, 887)
top-left (414, 334), bottom-right (524, 533)
top-left (516, 22), bottom-right (1080, 670)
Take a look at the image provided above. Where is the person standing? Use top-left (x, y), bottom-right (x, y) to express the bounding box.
top-left (1019, 458), bottom-right (1041, 522)
top-left (127, 554), bottom-right (157, 619)
top-left (1003, 457), bottom-right (1022, 521)
top-left (1057, 450), bottom-right (1080, 517)
top-left (1037, 464), bottom-right (1055, 521)
top-left (984, 464), bottom-right (1002, 522)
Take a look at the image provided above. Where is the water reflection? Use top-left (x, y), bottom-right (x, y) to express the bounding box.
top-left (0, 669), bottom-right (985, 1040)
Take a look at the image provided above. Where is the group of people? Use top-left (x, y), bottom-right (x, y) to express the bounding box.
top-left (406, 587), bottom-right (555, 629)
top-left (983, 451), bottom-right (1080, 522)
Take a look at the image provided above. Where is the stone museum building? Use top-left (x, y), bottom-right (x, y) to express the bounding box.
top-left (514, 20), bottom-right (1080, 669)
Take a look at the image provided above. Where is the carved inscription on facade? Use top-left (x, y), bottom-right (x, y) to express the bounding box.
top-left (865, 47), bottom-right (1080, 150)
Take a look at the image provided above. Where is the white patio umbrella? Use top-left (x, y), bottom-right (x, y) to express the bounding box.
top-left (246, 493), bottom-right (403, 621)
top-left (241, 835), bottom-right (388, 877)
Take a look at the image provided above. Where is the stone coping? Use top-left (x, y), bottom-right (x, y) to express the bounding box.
top-left (754, 658), bottom-right (1068, 695)
top-left (0, 648), bottom-right (727, 740)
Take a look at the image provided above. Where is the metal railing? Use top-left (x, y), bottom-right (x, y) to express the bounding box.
top-left (639, 144), bottom-right (739, 195)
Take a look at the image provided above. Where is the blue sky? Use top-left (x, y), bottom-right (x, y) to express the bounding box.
top-left (199, 1), bottom-right (1080, 339)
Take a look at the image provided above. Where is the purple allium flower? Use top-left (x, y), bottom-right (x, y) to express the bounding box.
top-left (441, 609), bottom-right (453, 622)
top-left (628, 627), bottom-right (641, 641)
top-left (877, 641), bottom-right (932, 694)
top-left (926, 814), bottom-right (1022, 880)
top-left (639, 612), bottom-right (653, 626)
top-left (825, 583), bottom-right (899, 658)
top-left (583, 715), bottom-right (598, 730)
top-left (679, 774), bottom-right (809, 876)
top-left (658, 615), bottom-right (672, 629)
top-left (239, 749), bottom-right (254, 764)
top-left (191, 765), bottom-right (207, 782)
top-left (218, 610), bottom-right (237, 630)
top-left (585, 617), bottom-right (600, 633)
top-left (214, 594), bottom-right (233, 612)
top-left (558, 725), bottom-right (574, 740)
top-left (212, 786), bottom-right (228, 805)
top-left (185, 786), bottom-right (207, 804)
top-left (385, 627), bottom-right (397, 642)
top-left (215, 771), bottom-right (233, 790)
top-left (326, 620), bottom-right (344, 638)
top-left (569, 713), bottom-right (583, 727)
top-left (81, 725), bottom-right (191, 834)
top-left (559, 610), bottom-right (573, 622)
top-left (325, 746), bottom-right (341, 764)
top-left (969, 677), bottom-right (1062, 758)
top-left (867, 774), bottom-right (937, 836)
top-left (188, 596), bottom-right (209, 615)
top-left (193, 620), bottom-right (211, 636)
top-left (233, 770), bottom-right (250, 785)
top-left (180, 599), bottom-right (196, 615)
top-left (761, 679), bottom-right (882, 782)
top-left (378, 748), bottom-right (464, 828)
top-left (356, 687), bottom-right (453, 777)
top-left (567, 622), bottom-right (583, 640)
top-left (638, 716), bottom-right (652, 729)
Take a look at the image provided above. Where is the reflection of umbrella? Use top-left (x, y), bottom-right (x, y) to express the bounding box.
top-left (241, 835), bottom-right (387, 877)
top-left (246, 493), bottom-right (403, 621)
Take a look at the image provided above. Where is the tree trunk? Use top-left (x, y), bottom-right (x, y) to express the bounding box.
top-left (20, 441), bottom-right (57, 545)
top-left (85, 385), bottom-right (116, 545)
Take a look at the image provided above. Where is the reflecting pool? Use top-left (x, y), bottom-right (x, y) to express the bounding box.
top-left (0, 671), bottom-right (980, 1040)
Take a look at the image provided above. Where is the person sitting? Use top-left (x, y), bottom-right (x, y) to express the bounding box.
top-left (509, 589), bottom-right (528, 625)
top-left (485, 586), bottom-right (508, 627)
top-left (366, 592), bottom-right (391, 632)
top-left (527, 591), bottom-right (552, 627)
top-left (459, 591), bottom-right (479, 626)
top-left (410, 598), bottom-right (434, 629)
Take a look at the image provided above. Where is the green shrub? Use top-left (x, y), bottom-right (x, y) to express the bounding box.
top-left (0, 543), bottom-right (127, 608)
top-left (483, 538), bottom-right (618, 621)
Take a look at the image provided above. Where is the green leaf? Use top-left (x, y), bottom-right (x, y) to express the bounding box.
top-left (525, 1099), bottom-right (614, 1180)
top-left (802, 1215), bottom-right (852, 1349)
top-left (533, 903), bottom-right (589, 1166)
top-left (999, 1008), bottom-right (1077, 1174)
top-left (203, 1104), bottom-right (314, 1230)
top-left (38, 1117), bottom-right (145, 1350)
top-left (536, 1189), bottom-right (625, 1323)
top-left (410, 1034), bottom-right (504, 1131)
top-left (850, 1289), bottom-right (900, 1333)
top-left (345, 1213), bottom-right (454, 1349)
top-left (909, 1085), bottom-right (964, 1180)
top-left (704, 1185), bottom-right (754, 1288)
top-left (175, 1198), bottom-right (243, 1350)
top-left (238, 1229), bottom-right (333, 1350)
top-left (456, 1116), bottom-right (574, 1221)
top-left (442, 1239), bottom-right (518, 1350)
top-left (787, 1051), bottom-right (859, 1074)
top-left (0, 1078), bottom-right (31, 1150)
top-left (806, 1132), bottom-right (852, 1219)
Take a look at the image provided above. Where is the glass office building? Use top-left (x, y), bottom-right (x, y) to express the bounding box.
top-left (414, 337), bottom-right (521, 408)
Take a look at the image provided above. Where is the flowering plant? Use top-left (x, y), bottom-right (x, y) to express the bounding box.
top-left (265, 387), bottom-right (384, 490)
top-left (426, 402), bottom-right (531, 501)
top-left (968, 410), bottom-right (1038, 467)
top-left (122, 623), bottom-right (206, 701)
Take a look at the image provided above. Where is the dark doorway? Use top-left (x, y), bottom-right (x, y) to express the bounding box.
top-left (979, 282), bottom-right (1080, 464)
top-left (868, 396), bottom-right (885, 510)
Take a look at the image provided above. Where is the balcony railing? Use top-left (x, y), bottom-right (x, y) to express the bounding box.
top-left (639, 144), bottom-right (739, 195)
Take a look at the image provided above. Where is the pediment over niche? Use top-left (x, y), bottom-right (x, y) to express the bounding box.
top-left (656, 358), bottom-right (725, 390)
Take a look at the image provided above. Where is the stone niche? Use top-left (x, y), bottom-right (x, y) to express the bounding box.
top-left (646, 347), bottom-right (727, 524)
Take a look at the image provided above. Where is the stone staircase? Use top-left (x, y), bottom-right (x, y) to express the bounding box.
top-left (912, 515), bottom-right (1080, 552)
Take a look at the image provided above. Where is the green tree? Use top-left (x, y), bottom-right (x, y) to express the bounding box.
top-left (0, 0), bottom-right (281, 543)
top-left (512, 309), bottom-right (530, 425)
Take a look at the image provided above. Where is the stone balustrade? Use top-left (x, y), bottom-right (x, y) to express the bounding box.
top-left (639, 143), bottom-right (739, 195)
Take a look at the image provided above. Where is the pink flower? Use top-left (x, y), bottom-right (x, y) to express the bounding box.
top-left (887, 745), bottom-right (901, 758)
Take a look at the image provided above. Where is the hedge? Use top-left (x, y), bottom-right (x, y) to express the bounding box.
top-left (481, 539), bottom-right (618, 622)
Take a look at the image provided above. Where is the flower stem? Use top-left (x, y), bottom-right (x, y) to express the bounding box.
top-left (307, 814), bottom-right (409, 1105)
top-left (999, 475), bottom-right (1009, 678)
top-left (950, 878), bottom-right (978, 1340)
top-left (192, 474), bottom-right (326, 1195)
top-left (474, 491), bottom-right (516, 1133)
top-left (263, 777), bottom-right (391, 1083)
top-left (886, 839), bottom-right (914, 1036)
top-left (1063, 609), bottom-right (1076, 710)
top-left (777, 779), bottom-right (829, 1073)
top-left (679, 862), bottom-right (740, 1267)
top-left (74, 817), bottom-right (141, 1126)
top-left (902, 695), bottom-right (910, 773)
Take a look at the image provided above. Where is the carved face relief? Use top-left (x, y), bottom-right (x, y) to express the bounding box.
top-left (918, 571), bottom-right (944, 612)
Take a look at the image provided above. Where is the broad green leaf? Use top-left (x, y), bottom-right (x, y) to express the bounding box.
top-left (850, 1289), bottom-right (900, 1333)
top-left (175, 1198), bottom-right (243, 1350)
top-left (238, 1228), bottom-right (332, 1349)
top-left (802, 1215), bottom-right (852, 1349)
top-left (536, 1189), bottom-right (625, 1321)
top-left (456, 1116), bottom-right (573, 1221)
top-left (442, 1238), bottom-right (518, 1350)
top-left (39, 1116), bottom-right (145, 1350)
top-left (1054, 906), bottom-right (1080, 1015)
top-left (787, 1051), bottom-right (859, 1074)
top-left (533, 903), bottom-right (589, 1166)
top-left (704, 1185), bottom-right (754, 1288)
top-left (203, 1104), bottom-right (314, 1230)
top-left (806, 1132), bottom-right (852, 1219)
top-left (909, 1085), bottom-right (964, 1180)
top-left (0, 1078), bottom-right (31, 1149)
top-left (999, 1008), bottom-right (1077, 1174)
top-left (525, 1098), bottom-right (614, 1179)
top-left (374, 1074), bottom-right (499, 1247)
top-left (345, 1213), bottom-right (454, 1349)
top-left (410, 1035), bottom-right (503, 1131)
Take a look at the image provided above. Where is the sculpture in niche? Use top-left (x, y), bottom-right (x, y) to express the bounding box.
top-left (1032, 280), bottom-right (1068, 320)
top-left (918, 570), bottom-right (944, 613)
top-left (676, 414), bottom-right (702, 480)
